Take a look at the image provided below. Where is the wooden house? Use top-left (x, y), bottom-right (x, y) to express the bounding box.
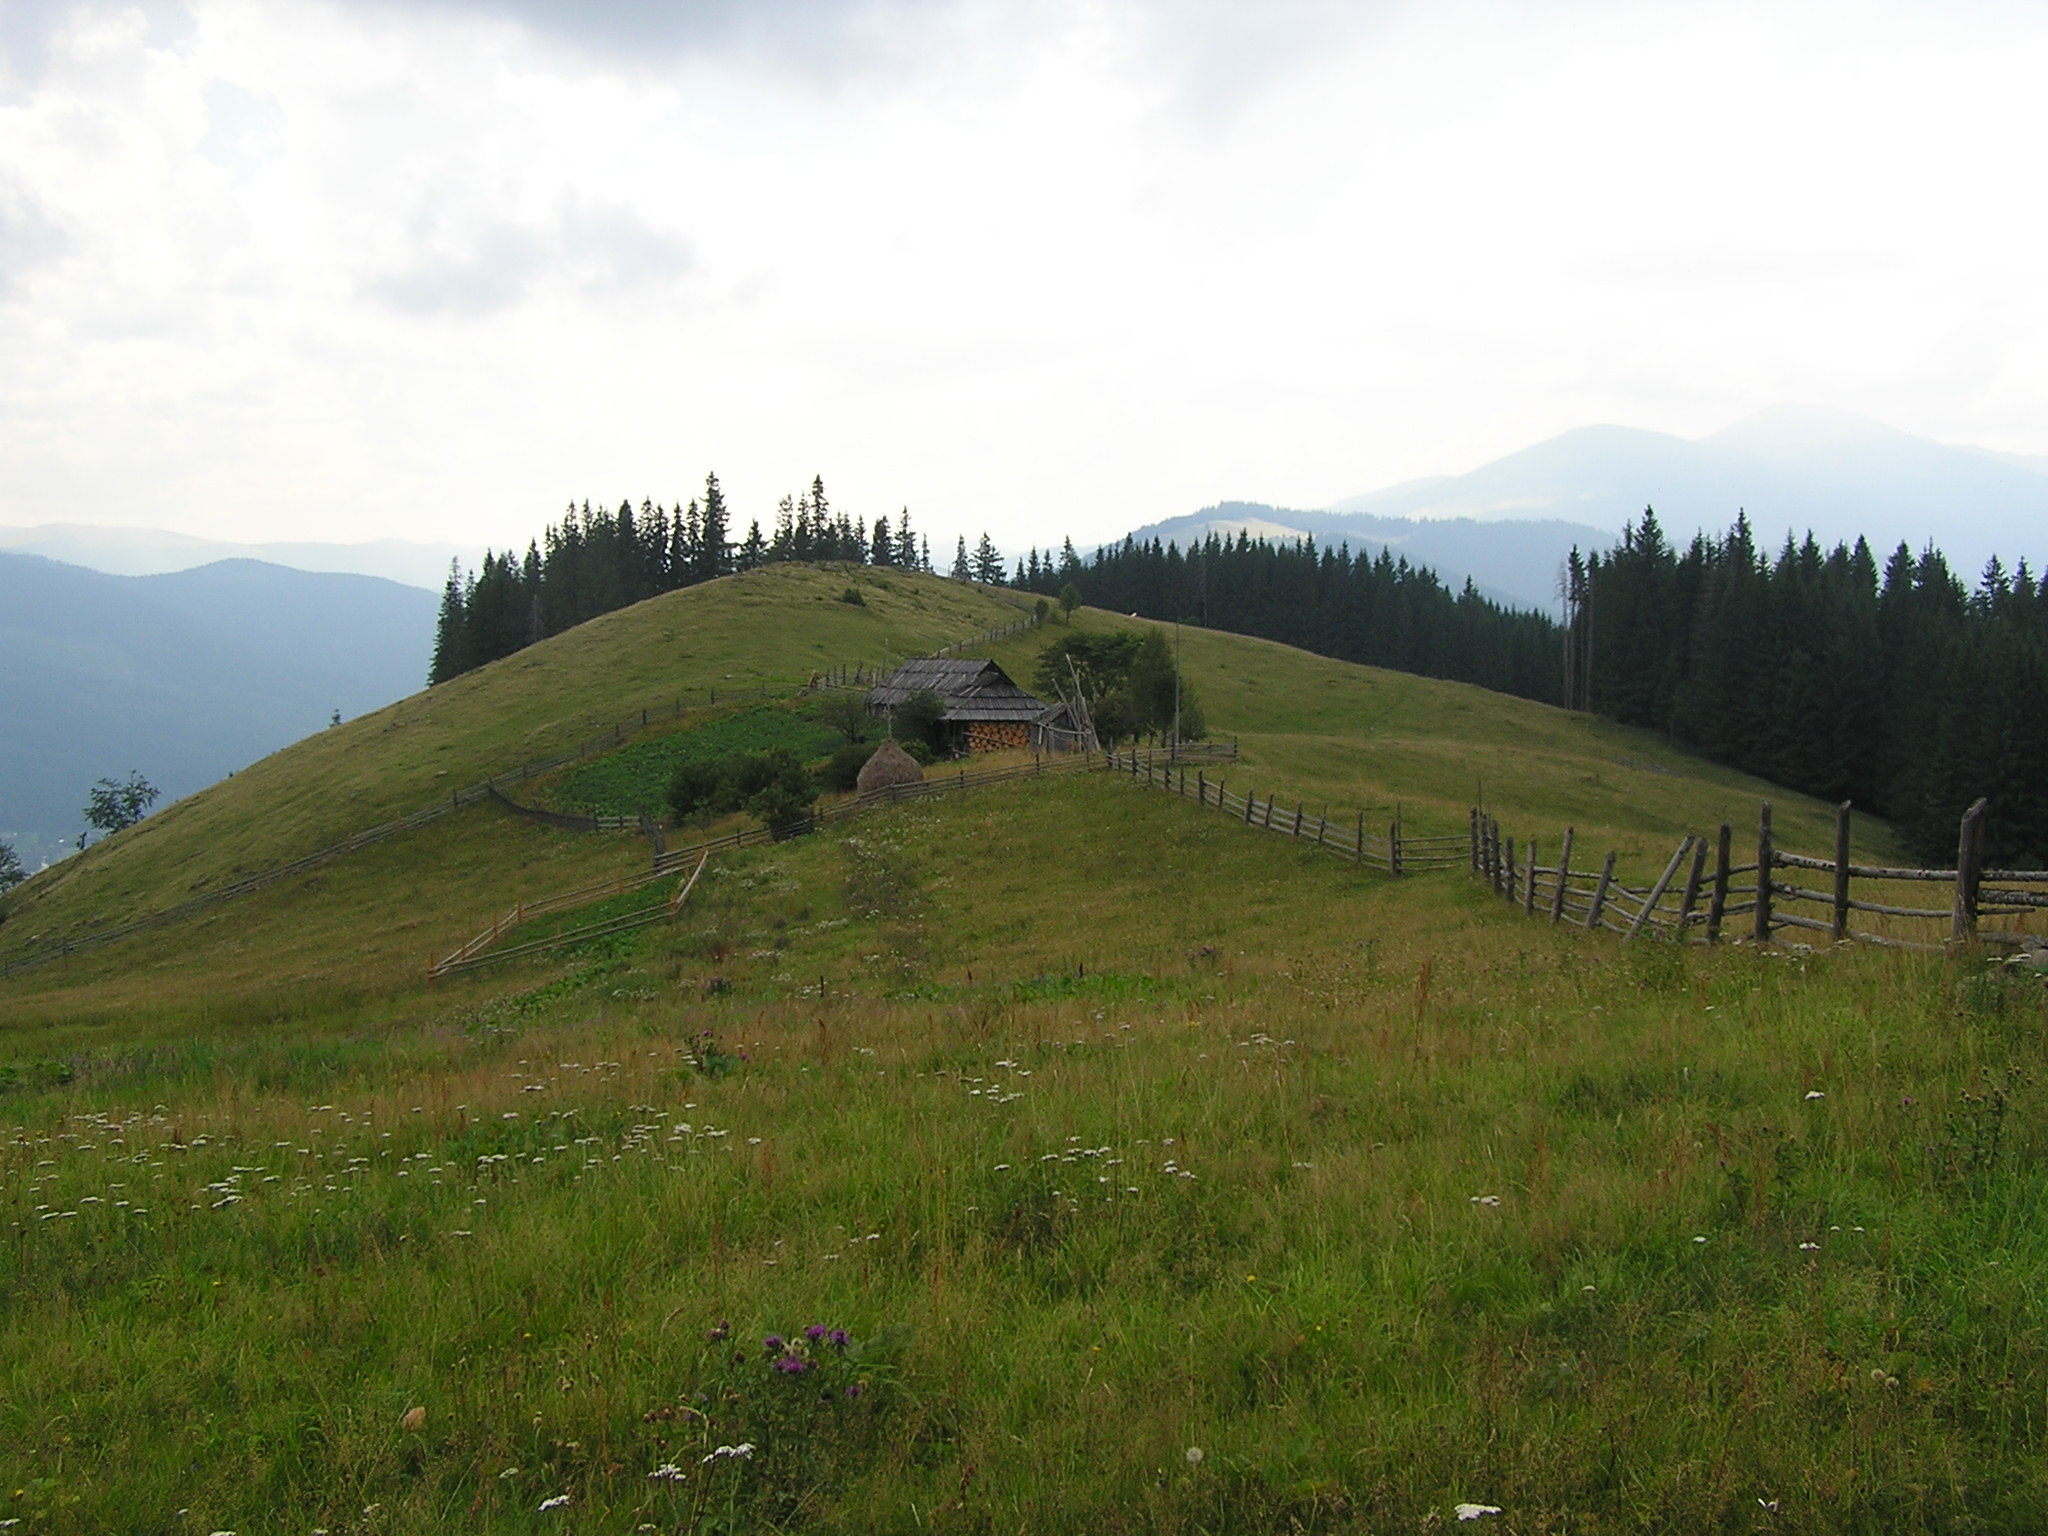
top-left (866, 657), bottom-right (1071, 754)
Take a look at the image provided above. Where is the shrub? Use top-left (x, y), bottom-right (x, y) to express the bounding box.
top-left (893, 691), bottom-right (949, 757)
top-left (839, 586), bottom-right (865, 606)
top-left (816, 741), bottom-right (879, 793)
top-left (666, 760), bottom-right (728, 824)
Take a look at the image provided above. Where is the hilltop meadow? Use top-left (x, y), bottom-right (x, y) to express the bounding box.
top-left (3, 567), bottom-right (2044, 1534)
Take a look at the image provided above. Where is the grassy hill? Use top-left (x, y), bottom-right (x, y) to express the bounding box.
top-left (3, 566), bottom-right (2042, 1533)
top-left (0, 564), bottom-right (1034, 960)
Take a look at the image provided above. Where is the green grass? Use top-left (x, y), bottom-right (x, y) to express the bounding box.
top-left (552, 703), bottom-right (848, 819)
top-left (4, 570), bottom-right (2045, 1532)
top-left (4, 779), bottom-right (2047, 1533)
top-left (0, 564), bottom-right (1032, 957)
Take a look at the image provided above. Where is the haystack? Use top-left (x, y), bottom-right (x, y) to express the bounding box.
top-left (856, 738), bottom-right (925, 795)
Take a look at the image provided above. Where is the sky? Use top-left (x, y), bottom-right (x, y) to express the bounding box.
top-left (3, 0), bottom-right (2046, 557)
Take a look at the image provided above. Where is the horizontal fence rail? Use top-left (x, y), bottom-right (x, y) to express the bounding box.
top-left (1467, 796), bottom-right (2048, 954)
top-left (1100, 747), bottom-right (1456, 876)
top-left (1, 604), bottom-right (1046, 983)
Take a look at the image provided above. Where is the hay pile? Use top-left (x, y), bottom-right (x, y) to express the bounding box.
top-left (856, 738), bottom-right (926, 794)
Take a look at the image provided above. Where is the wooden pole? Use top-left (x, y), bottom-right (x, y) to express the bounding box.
top-left (1392, 812), bottom-right (1403, 877)
top-left (1953, 796), bottom-right (1989, 944)
top-left (1245, 789), bottom-right (1255, 825)
top-left (1705, 823), bottom-right (1732, 943)
top-left (1754, 802), bottom-right (1774, 946)
top-left (1676, 835), bottom-right (1708, 937)
top-left (1503, 835), bottom-right (1517, 903)
top-left (1586, 850), bottom-right (1618, 931)
top-left (1293, 802), bottom-right (1305, 839)
top-left (1197, 770), bottom-right (1206, 805)
top-left (1628, 836), bottom-right (1694, 940)
top-left (1525, 841), bottom-right (1538, 913)
top-left (1470, 807), bottom-right (1480, 870)
top-left (1356, 811), bottom-right (1366, 865)
top-left (1832, 801), bottom-right (1854, 942)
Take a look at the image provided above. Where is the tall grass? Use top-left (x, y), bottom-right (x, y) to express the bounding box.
top-left (5, 778), bottom-right (2046, 1532)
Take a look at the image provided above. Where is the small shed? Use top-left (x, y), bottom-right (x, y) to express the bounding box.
top-left (866, 657), bottom-right (1049, 754)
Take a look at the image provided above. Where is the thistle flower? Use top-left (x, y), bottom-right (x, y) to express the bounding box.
top-left (707, 1320), bottom-right (730, 1341)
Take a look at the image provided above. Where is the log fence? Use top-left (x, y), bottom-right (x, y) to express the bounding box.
top-left (1467, 797), bottom-right (2047, 953)
top-left (1100, 748), bottom-right (1463, 875)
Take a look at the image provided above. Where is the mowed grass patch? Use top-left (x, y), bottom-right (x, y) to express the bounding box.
top-left (6, 779), bottom-right (2048, 1531)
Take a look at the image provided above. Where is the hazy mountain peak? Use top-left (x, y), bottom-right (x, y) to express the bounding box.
top-left (1706, 402), bottom-right (1909, 458)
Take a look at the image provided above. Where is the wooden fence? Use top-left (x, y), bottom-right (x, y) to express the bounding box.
top-left (0, 606), bottom-right (1046, 983)
top-left (430, 745), bottom-right (1131, 981)
top-left (1468, 798), bottom-right (2048, 952)
top-left (1101, 748), bottom-right (1464, 875)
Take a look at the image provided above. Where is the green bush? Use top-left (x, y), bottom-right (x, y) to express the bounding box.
top-left (894, 691), bottom-right (949, 757)
top-left (666, 760), bottom-right (729, 824)
top-left (816, 741), bottom-right (879, 793)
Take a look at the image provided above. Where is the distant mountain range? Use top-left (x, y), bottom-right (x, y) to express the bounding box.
top-left (0, 553), bottom-right (437, 868)
top-left (1119, 406), bottom-right (2048, 612)
top-left (0, 522), bottom-right (469, 590)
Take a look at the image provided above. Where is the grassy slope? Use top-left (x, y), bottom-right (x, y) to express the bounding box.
top-left (2, 777), bottom-right (2044, 1534)
top-left (986, 611), bottom-right (1880, 867)
top-left (0, 565), bottom-right (1032, 955)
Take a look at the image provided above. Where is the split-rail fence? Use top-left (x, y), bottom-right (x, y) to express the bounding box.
top-left (1468, 798), bottom-right (2048, 953)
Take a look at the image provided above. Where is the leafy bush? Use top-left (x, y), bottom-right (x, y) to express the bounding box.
top-left (665, 760), bottom-right (728, 824)
top-left (560, 705), bottom-right (842, 818)
top-left (816, 741), bottom-right (879, 793)
top-left (893, 691), bottom-right (949, 757)
top-left (839, 586), bottom-right (866, 606)
top-left (739, 749), bottom-right (819, 839)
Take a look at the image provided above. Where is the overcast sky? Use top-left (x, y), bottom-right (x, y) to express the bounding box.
top-left (3, 0), bottom-right (2045, 555)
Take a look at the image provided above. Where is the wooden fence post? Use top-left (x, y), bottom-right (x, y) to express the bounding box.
top-left (1245, 789), bottom-right (1255, 825)
top-left (1628, 836), bottom-right (1694, 940)
top-left (1293, 802), bottom-right (1305, 839)
top-left (1953, 796), bottom-right (1989, 944)
top-left (1705, 822), bottom-right (1732, 944)
top-left (1315, 805), bottom-right (1328, 848)
top-left (1470, 808), bottom-right (1480, 870)
top-left (1503, 835), bottom-right (1517, 902)
top-left (1585, 850), bottom-right (1617, 931)
top-left (1676, 835), bottom-right (1708, 937)
top-left (1197, 770), bottom-right (1206, 805)
top-left (1525, 841), bottom-right (1538, 913)
top-left (1391, 813), bottom-right (1403, 877)
top-left (1754, 802), bottom-right (1774, 946)
top-left (1832, 801), bottom-right (1853, 942)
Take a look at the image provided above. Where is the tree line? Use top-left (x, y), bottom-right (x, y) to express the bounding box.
top-left (430, 479), bottom-right (2042, 865)
top-left (1564, 509), bottom-right (2048, 866)
top-left (1015, 530), bottom-right (1565, 704)
top-left (429, 475), bottom-right (1018, 684)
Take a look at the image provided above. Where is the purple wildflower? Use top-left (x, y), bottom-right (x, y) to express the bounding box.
top-left (773, 1355), bottom-right (812, 1374)
top-left (845, 1383), bottom-right (863, 1399)
top-left (828, 1329), bottom-right (851, 1350)
top-left (707, 1320), bottom-right (730, 1342)
top-left (804, 1325), bottom-right (828, 1341)
top-left (762, 1335), bottom-right (785, 1353)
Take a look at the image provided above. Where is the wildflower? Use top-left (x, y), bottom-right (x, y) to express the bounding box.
top-left (805, 1324), bottom-right (829, 1341)
top-left (701, 1443), bottom-right (755, 1463)
top-left (1804, 1091), bottom-right (1826, 1101)
top-left (845, 1382), bottom-right (863, 1399)
top-left (1693, 1236), bottom-right (1708, 1244)
top-left (1455, 1505), bottom-right (1503, 1521)
top-left (1185, 1446), bottom-right (1204, 1466)
top-left (538, 1493), bottom-right (571, 1510)
top-left (1470, 1194), bottom-right (1502, 1207)
top-left (649, 1463), bottom-right (686, 1481)
top-left (828, 1328), bottom-right (850, 1349)
top-left (1799, 1242), bottom-right (1820, 1252)
top-left (762, 1334), bottom-right (785, 1352)
top-left (774, 1354), bottom-right (812, 1373)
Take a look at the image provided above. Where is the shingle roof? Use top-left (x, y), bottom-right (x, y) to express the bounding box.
top-left (866, 657), bottom-right (1047, 722)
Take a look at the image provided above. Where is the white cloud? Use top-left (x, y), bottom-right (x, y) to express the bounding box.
top-left (1, 0), bottom-right (2046, 554)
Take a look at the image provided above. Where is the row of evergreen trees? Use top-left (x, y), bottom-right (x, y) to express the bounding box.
top-left (428, 476), bottom-right (1017, 684)
top-left (430, 479), bottom-right (2041, 863)
top-left (1565, 510), bottom-right (2048, 865)
top-left (1016, 531), bottom-right (1565, 703)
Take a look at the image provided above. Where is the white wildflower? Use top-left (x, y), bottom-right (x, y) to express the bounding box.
top-left (1455, 1504), bottom-right (1503, 1521)
top-left (649, 1463), bottom-right (687, 1481)
top-left (1470, 1194), bottom-right (1501, 1207)
top-left (538, 1493), bottom-right (571, 1510)
top-left (1804, 1090), bottom-right (1825, 1100)
top-left (1185, 1446), bottom-right (1203, 1466)
top-left (702, 1442), bottom-right (756, 1463)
